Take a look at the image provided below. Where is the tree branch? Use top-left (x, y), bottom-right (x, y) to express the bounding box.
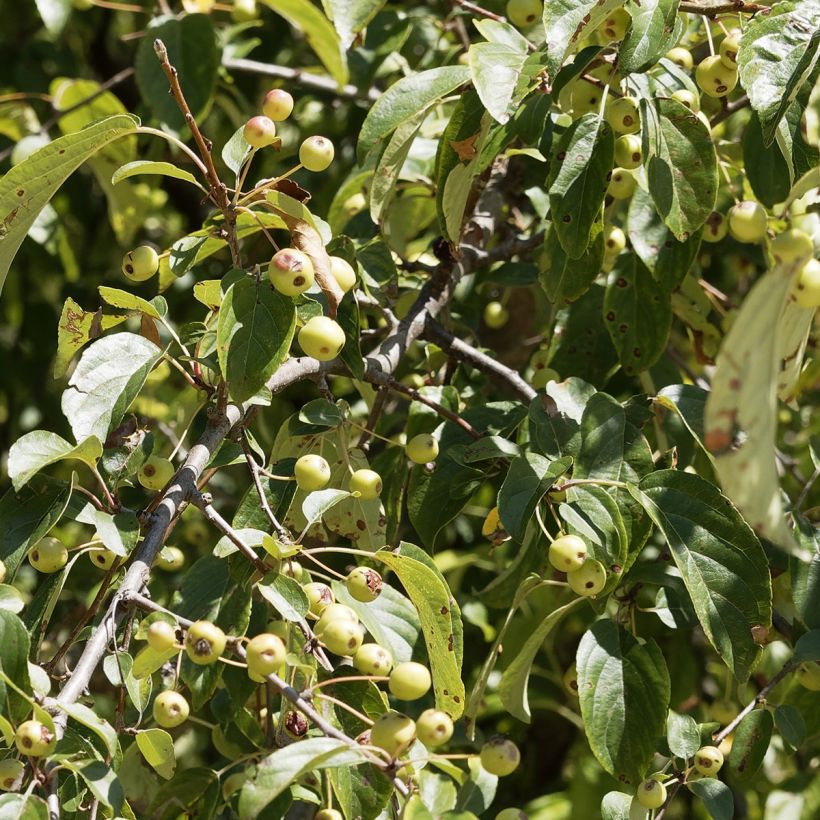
top-left (678, 1), bottom-right (766, 16)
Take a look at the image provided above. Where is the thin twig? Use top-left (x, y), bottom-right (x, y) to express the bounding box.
top-left (241, 432), bottom-right (293, 543)
top-left (679, 2), bottom-right (765, 17)
top-left (357, 388), bottom-right (389, 452)
top-left (710, 94), bottom-right (750, 127)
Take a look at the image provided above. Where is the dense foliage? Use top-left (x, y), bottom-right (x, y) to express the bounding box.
top-left (0, 1), bottom-right (819, 818)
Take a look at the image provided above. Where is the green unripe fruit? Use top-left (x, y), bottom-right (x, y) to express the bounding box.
top-left (15, 720), bottom-right (55, 757)
top-left (315, 604), bottom-right (359, 635)
top-left (614, 135), bottom-right (642, 170)
top-left (156, 545), bottom-right (185, 571)
top-left (268, 248), bottom-right (315, 296)
top-left (505, 0), bottom-right (542, 29)
top-left (369, 711), bottom-right (416, 756)
top-left (328, 256), bottom-right (357, 293)
top-left (185, 620), bottom-right (226, 665)
top-left (728, 201), bottom-right (768, 243)
top-left (304, 581), bottom-right (335, 617)
top-left (122, 245), bottom-right (159, 282)
top-left (320, 619), bottom-right (364, 656)
top-left (605, 96), bottom-right (641, 135)
top-left (0, 758), bottom-right (24, 792)
top-left (299, 136), bottom-right (335, 172)
top-left (29, 537), bottom-right (68, 574)
top-left (146, 620), bottom-right (177, 652)
top-left (349, 468), bottom-right (382, 500)
top-left (771, 229), bottom-right (815, 268)
top-left (496, 811), bottom-right (527, 820)
top-left (480, 736), bottom-right (520, 777)
top-left (608, 168), bottom-right (637, 200)
top-left (354, 643), bottom-right (394, 676)
top-left (795, 661), bottom-right (820, 690)
top-left (138, 456), bottom-right (175, 491)
top-left (153, 690), bottom-right (189, 729)
top-left (600, 8), bottom-right (629, 41)
top-left (636, 778), bottom-right (667, 810)
top-left (298, 316), bottom-right (346, 361)
top-left (389, 661), bottom-right (432, 701)
top-left (315, 811), bottom-right (343, 820)
top-left (568, 80), bottom-right (603, 117)
top-left (562, 663), bottom-right (579, 697)
top-left (416, 708), bottom-right (454, 747)
top-left (346, 566), bottom-right (383, 602)
top-left (666, 47), bottom-right (694, 70)
top-left (549, 534), bottom-right (589, 572)
top-left (484, 301), bottom-right (509, 329)
top-left (406, 433), bottom-right (439, 464)
top-left (719, 31), bottom-right (741, 69)
top-left (567, 559), bottom-right (607, 597)
top-left (89, 547), bottom-right (118, 571)
top-left (243, 115), bottom-right (277, 148)
top-left (0, 558), bottom-right (6, 584)
top-left (793, 259), bottom-right (820, 309)
top-left (604, 225), bottom-right (627, 255)
top-left (694, 745), bottom-right (724, 776)
top-left (702, 212), bottom-right (729, 243)
top-left (695, 56), bottom-right (738, 98)
top-left (531, 367), bottom-right (559, 390)
top-left (245, 633), bottom-right (287, 676)
top-left (294, 454), bottom-right (332, 491)
top-left (262, 88), bottom-right (294, 121)
top-left (671, 89), bottom-right (700, 112)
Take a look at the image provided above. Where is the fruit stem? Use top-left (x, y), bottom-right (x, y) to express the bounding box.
top-left (241, 432), bottom-right (294, 544)
top-left (314, 693), bottom-right (374, 726)
top-left (232, 148), bottom-right (258, 206)
top-left (310, 675), bottom-right (390, 691)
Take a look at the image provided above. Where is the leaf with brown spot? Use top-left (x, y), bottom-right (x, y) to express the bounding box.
top-left (451, 132), bottom-right (481, 161)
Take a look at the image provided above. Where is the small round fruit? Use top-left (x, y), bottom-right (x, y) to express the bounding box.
top-left (480, 736), bottom-right (520, 777)
top-left (636, 778), bottom-right (667, 810)
top-left (702, 211), bottom-right (729, 243)
top-left (185, 620), bottom-right (227, 665)
top-left (562, 663), bottom-right (579, 697)
top-left (795, 661), bottom-right (820, 690)
top-left (138, 456), bottom-right (175, 491)
top-left (146, 620), bottom-right (177, 652)
top-left (320, 619), bottom-right (364, 656)
top-left (569, 80), bottom-right (603, 117)
top-left (122, 245), bottom-right (159, 282)
top-left (304, 581), bottom-right (335, 617)
top-left (416, 709), bottom-right (454, 747)
top-left (349, 469), bottom-right (382, 500)
top-left (532, 367), bottom-right (559, 390)
top-left (600, 8), bottom-right (629, 41)
top-left (771, 228), bottom-right (815, 268)
top-left (505, 0), bottom-right (542, 28)
top-left (389, 661), bottom-right (432, 701)
top-left (246, 633), bottom-right (287, 677)
top-left (695, 56), bottom-right (738, 98)
top-left (243, 115), bottom-right (277, 148)
top-left (614, 134), bottom-right (642, 170)
top-left (156, 546), bottom-right (185, 571)
top-left (606, 96), bottom-right (641, 135)
top-left (406, 433), bottom-right (439, 464)
top-left (315, 811), bottom-right (343, 820)
top-left (153, 690), bottom-right (189, 729)
top-left (346, 567), bottom-right (383, 603)
top-left (608, 168), bottom-right (637, 200)
top-left (29, 537), bottom-right (68, 574)
top-left (316, 604), bottom-right (359, 632)
top-left (671, 89), bottom-right (700, 112)
top-left (666, 47), bottom-right (694, 70)
top-left (604, 225), bottom-right (627, 255)
top-left (262, 89), bottom-right (294, 122)
top-left (694, 745), bottom-right (724, 776)
top-left (567, 559), bottom-right (607, 597)
top-left (268, 248), bottom-right (315, 296)
top-left (719, 31), bottom-right (741, 69)
top-left (89, 547), bottom-right (118, 571)
top-left (0, 558), bottom-right (6, 584)
top-left (231, 0), bottom-right (257, 22)
top-left (299, 136), bottom-right (335, 172)
top-left (484, 301), bottom-right (509, 329)
top-left (328, 256), bottom-right (357, 293)
top-left (354, 643), bottom-right (394, 676)
top-left (728, 201), bottom-right (768, 243)
top-left (0, 758), bottom-right (24, 792)
top-left (793, 259), bottom-right (820, 309)
top-left (369, 711), bottom-right (416, 756)
top-left (294, 454), bottom-right (332, 492)
top-left (14, 720), bottom-right (55, 757)
top-left (298, 316), bottom-right (346, 361)
top-left (549, 534), bottom-right (589, 572)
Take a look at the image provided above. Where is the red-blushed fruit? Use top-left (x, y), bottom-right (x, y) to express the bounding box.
top-left (185, 620), bottom-right (227, 665)
top-left (153, 690), bottom-right (189, 728)
top-left (389, 661), bottom-right (432, 701)
top-left (243, 115), bottom-right (277, 148)
top-left (262, 88), bottom-right (294, 121)
top-left (268, 248), bottom-right (315, 296)
top-left (146, 620), bottom-right (177, 652)
top-left (354, 643), bottom-right (394, 676)
top-left (14, 720), bottom-right (55, 757)
top-left (369, 711), bottom-right (416, 756)
top-left (346, 566), bottom-right (383, 602)
top-left (693, 745), bottom-right (724, 776)
top-left (245, 633), bottom-right (287, 676)
top-left (480, 736), bottom-right (520, 776)
top-left (416, 708), bottom-right (454, 747)
top-left (349, 468), bottom-right (382, 500)
top-left (548, 534), bottom-right (588, 572)
top-left (299, 136), bottom-right (334, 171)
top-left (298, 316), bottom-right (346, 361)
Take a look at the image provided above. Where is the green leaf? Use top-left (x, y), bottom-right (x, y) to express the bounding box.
top-left (8, 432), bottom-right (102, 491)
top-left (376, 542), bottom-right (465, 717)
top-left (324, 0), bottom-right (387, 48)
top-left (528, 378), bottom-right (596, 459)
top-left (132, 645), bottom-right (179, 679)
top-left (302, 488), bottom-right (352, 530)
top-left (135, 15), bottom-right (219, 131)
top-left (0, 611), bottom-right (32, 723)
top-left (604, 253), bottom-right (672, 375)
top-left (454, 757), bottom-right (498, 815)
top-left (0, 794), bottom-right (49, 820)
top-left (655, 384), bottom-right (708, 450)
top-left (358, 66), bottom-right (471, 161)
top-left (111, 160), bottom-right (201, 189)
top-left (688, 778), bottom-right (734, 820)
top-left (256, 572), bottom-right (310, 622)
top-left (737, 1), bottom-right (820, 145)
top-left (727, 708), bottom-right (773, 783)
top-left (576, 620), bottom-right (671, 785)
top-left (548, 114), bottom-right (613, 258)
top-left (667, 710), bottom-right (701, 759)
top-left (259, 0), bottom-right (348, 86)
top-left (498, 454), bottom-right (572, 543)
top-left (98, 286), bottom-right (164, 319)
top-left (62, 759), bottom-right (124, 812)
top-left (78, 508), bottom-right (140, 557)
top-left (539, 225), bottom-right (604, 305)
top-left (629, 470), bottom-right (771, 681)
top-left (0, 114), bottom-right (138, 295)
top-left (265, 190), bottom-right (328, 240)
top-left (148, 767), bottom-right (220, 820)
top-left (743, 113), bottom-right (792, 207)
top-left (620, 0), bottom-right (680, 74)
top-left (498, 598), bottom-right (583, 723)
top-left (216, 277), bottom-right (296, 403)
top-left (774, 704), bottom-right (806, 751)
top-left (0, 586), bottom-right (24, 614)
top-left (136, 728), bottom-right (177, 780)
top-left (35, 0), bottom-right (71, 35)
top-left (103, 652), bottom-right (150, 713)
top-left (54, 297), bottom-right (126, 379)
top-left (61, 333), bottom-right (162, 443)
top-left (213, 526), bottom-right (265, 558)
top-left (369, 113), bottom-right (424, 224)
top-left (239, 738), bottom-right (369, 817)
top-left (794, 628), bottom-right (820, 662)
top-left (600, 792), bottom-right (633, 820)
top-left (57, 701), bottom-right (119, 759)
top-left (645, 97), bottom-right (718, 240)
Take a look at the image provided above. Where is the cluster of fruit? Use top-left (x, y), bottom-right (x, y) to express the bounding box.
top-left (633, 745), bottom-right (725, 810)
